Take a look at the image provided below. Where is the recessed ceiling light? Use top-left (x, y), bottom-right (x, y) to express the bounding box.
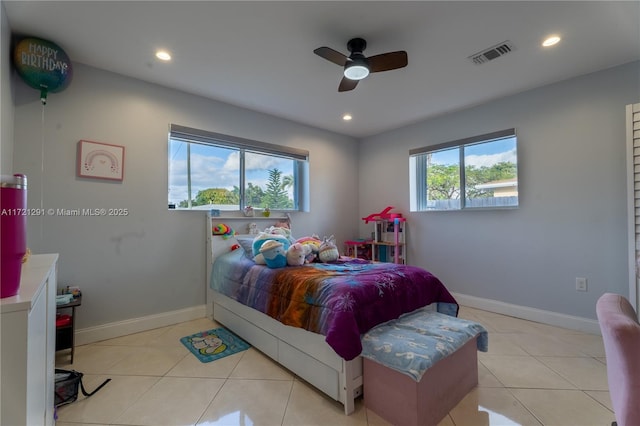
top-left (155, 50), bottom-right (172, 61)
top-left (343, 114), bottom-right (353, 121)
top-left (542, 36), bottom-right (561, 47)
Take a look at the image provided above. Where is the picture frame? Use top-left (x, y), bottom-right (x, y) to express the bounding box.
top-left (77, 140), bottom-right (125, 181)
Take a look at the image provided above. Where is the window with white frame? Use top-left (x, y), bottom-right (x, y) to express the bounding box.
top-left (168, 124), bottom-right (309, 212)
top-left (410, 129), bottom-right (518, 211)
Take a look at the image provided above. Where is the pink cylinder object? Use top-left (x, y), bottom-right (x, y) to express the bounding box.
top-left (1, 174), bottom-right (27, 298)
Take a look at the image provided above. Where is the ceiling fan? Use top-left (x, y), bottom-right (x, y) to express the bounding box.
top-left (313, 37), bottom-right (408, 92)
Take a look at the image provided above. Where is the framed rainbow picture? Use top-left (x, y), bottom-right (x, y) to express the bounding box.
top-left (77, 140), bottom-right (124, 181)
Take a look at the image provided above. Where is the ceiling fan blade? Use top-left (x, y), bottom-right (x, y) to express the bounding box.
top-left (338, 77), bottom-right (359, 92)
top-left (314, 47), bottom-right (348, 66)
top-left (368, 51), bottom-right (408, 73)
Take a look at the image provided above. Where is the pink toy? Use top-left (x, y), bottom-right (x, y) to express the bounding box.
top-left (295, 235), bottom-right (322, 263)
top-left (362, 206), bottom-right (405, 224)
top-left (286, 243), bottom-right (307, 266)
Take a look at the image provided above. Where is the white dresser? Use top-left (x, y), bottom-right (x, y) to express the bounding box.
top-left (1, 254), bottom-right (58, 426)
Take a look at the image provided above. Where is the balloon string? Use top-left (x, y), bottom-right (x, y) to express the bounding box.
top-left (40, 103), bottom-right (45, 241)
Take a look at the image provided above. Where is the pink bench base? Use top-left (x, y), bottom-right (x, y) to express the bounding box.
top-left (364, 335), bottom-right (479, 426)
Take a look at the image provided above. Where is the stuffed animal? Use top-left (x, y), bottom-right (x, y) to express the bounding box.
top-left (252, 232), bottom-right (291, 264)
top-left (274, 219), bottom-right (290, 230)
top-left (260, 240), bottom-right (288, 268)
top-left (318, 235), bottom-right (339, 263)
top-left (247, 222), bottom-right (259, 235)
top-left (295, 235), bottom-right (322, 263)
top-left (286, 243), bottom-right (307, 266)
top-left (264, 225), bottom-right (293, 242)
top-left (212, 223), bottom-right (235, 239)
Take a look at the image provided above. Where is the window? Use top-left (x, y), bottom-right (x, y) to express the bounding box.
top-left (410, 129), bottom-right (518, 211)
top-left (168, 124), bottom-right (309, 212)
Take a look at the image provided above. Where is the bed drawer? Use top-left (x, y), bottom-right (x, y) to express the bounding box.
top-left (278, 340), bottom-right (340, 400)
top-left (213, 303), bottom-right (278, 360)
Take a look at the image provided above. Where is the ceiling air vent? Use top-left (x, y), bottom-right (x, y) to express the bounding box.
top-left (468, 41), bottom-right (515, 65)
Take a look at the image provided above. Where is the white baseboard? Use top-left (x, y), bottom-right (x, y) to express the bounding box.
top-left (452, 292), bottom-right (601, 335)
top-left (73, 295), bottom-right (601, 346)
top-left (75, 305), bottom-right (207, 346)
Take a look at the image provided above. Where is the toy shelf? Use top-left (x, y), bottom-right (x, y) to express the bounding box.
top-left (370, 218), bottom-right (405, 264)
top-left (359, 207), bottom-right (407, 264)
top-left (344, 239), bottom-right (373, 260)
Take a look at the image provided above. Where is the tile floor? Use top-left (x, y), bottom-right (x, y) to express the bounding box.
top-left (55, 306), bottom-right (615, 426)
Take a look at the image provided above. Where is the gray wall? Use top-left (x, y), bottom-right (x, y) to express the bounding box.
top-left (358, 61), bottom-right (640, 320)
top-left (10, 44), bottom-right (639, 328)
top-left (12, 63), bottom-right (359, 329)
top-left (1, 1), bottom-right (14, 175)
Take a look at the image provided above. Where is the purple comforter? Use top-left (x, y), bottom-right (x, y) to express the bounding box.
top-left (211, 249), bottom-right (458, 360)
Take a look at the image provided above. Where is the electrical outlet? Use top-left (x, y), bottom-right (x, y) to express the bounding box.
top-left (576, 277), bottom-right (588, 292)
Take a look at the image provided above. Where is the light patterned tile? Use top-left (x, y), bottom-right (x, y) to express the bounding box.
top-left (585, 390), bottom-right (613, 411)
top-left (511, 388), bottom-right (615, 426)
top-left (282, 380), bottom-right (367, 426)
top-left (229, 348), bottom-right (293, 380)
top-left (506, 332), bottom-right (590, 357)
top-left (55, 375), bottom-right (159, 424)
top-left (55, 423), bottom-right (110, 426)
top-left (197, 379), bottom-right (292, 425)
top-left (537, 356), bottom-right (609, 390)
top-left (113, 377), bottom-right (224, 425)
top-left (478, 361), bottom-right (504, 387)
top-left (482, 333), bottom-right (529, 356)
top-left (166, 349), bottom-right (244, 378)
top-left (56, 309), bottom-right (617, 426)
top-left (365, 407), bottom-right (393, 426)
top-left (147, 319), bottom-right (222, 348)
top-left (438, 414), bottom-right (456, 426)
top-left (449, 388), bottom-right (542, 426)
top-left (557, 332), bottom-right (606, 357)
top-left (479, 355), bottom-right (575, 389)
top-left (529, 321), bottom-right (580, 336)
top-left (105, 346), bottom-right (188, 376)
top-left (474, 315), bottom-right (542, 334)
top-left (57, 344), bottom-right (136, 374)
top-left (92, 327), bottom-right (170, 347)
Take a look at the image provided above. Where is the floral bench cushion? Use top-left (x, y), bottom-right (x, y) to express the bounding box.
top-left (361, 308), bottom-right (488, 381)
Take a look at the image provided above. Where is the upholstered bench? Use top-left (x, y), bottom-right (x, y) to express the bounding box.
top-left (361, 308), bottom-right (488, 426)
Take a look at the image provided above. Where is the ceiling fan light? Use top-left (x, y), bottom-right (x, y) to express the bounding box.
top-left (344, 63), bottom-right (369, 80)
top-left (542, 35), bottom-right (561, 47)
top-left (155, 50), bottom-right (172, 61)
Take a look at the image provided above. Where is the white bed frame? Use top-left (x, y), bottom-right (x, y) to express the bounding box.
top-left (205, 215), bottom-right (363, 415)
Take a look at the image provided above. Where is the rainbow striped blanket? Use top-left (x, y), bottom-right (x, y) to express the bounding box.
top-left (211, 249), bottom-right (458, 360)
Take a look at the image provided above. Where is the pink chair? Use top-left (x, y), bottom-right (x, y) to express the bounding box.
top-left (596, 293), bottom-right (640, 426)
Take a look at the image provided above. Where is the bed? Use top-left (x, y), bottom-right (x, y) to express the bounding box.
top-left (205, 216), bottom-right (458, 414)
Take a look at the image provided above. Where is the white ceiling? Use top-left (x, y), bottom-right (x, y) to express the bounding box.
top-left (5, 1), bottom-right (640, 138)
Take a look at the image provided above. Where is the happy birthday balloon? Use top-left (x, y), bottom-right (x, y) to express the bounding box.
top-left (13, 37), bottom-right (73, 103)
